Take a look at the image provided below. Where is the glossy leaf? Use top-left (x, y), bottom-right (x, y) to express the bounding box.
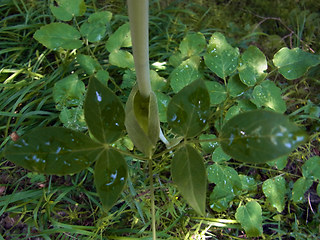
top-left (34, 23), bottom-right (82, 50)
top-left (205, 81), bottom-right (227, 105)
top-left (235, 201), bottom-right (263, 237)
top-left (84, 78), bottom-right (125, 144)
top-left (170, 56), bottom-right (200, 93)
top-left (154, 92), bottom-right (170, 123)
top-left (109, 50), bottom-right (134, 69)
top-left (220, 110), bottom-right (307, 163)
top-left (204, 32), bottom-right (239, 79)
top-left (171, 144), bottom-right (206, 216)
top-left (59, 106), bottom-right (87, 131)
top-left (238, 46), bottom-right (267, 86)
top-left (167, 80), bottom-right (210, 138)
top-left (53, 74), bottom-right (85, 110)
top-left (94, 148), bottom-right (127, 212)
top-left (4, 127), bottom-right (103, 175)
top-left (302, 156), bottom-right (320, 180)
top-left (50, 0), bottom-right (86, 21)
top-left (273, 47), bottom-right (320, 80)
top-left (227, 74), bottom-right (247, 98)
top-left (179, 32), bottom-right (206, 57)
top-left (77, 54), bottom-right (102, 75)
top-left (125, 86), bottom-right (159, 157)
top-left (292, 177), bottom-right (313, 203)
top-left (262, 176), bottom-right (286, 212)
top-left (251, 80), bottom-right (286, 113)
top-left (105, 23), bottom-right (131, 52)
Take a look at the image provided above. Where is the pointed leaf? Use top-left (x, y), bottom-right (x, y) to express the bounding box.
top-left (167, 80), bottom-right (210, 138)
top-left (292, 177), bottom-right (313, 203)
top-left (34, 23), bottom-right (82, 50)
top-left (220, 110), bottom-right (307, 163)
top-left (105, 23), bottom-right (131, 52)
top-left (172, 144), bottom-right (206, 216)
top-left (262, 176), bottom-right (286, 212)
top-left (4, 127), bottom-right (103, 175)
top-left (204, 32), bottom-right (239, 79)
top-left (84, 78), bottom-right (125, 144)
top-left (273, 47), bottom-right (320, 80)
top-left (179, 32), bottom-right (206, 57)
top-left (238, 46), bottom-right (267, 86)
top-left (235, 201), bottom-right (263, 237)
top-left (302, 156), bottom-right (320, 180)
top-left (205, 81), bottom-right (227, 105)
top-left (94, 148), bottom-right (128, 212)
top-left (50, 0), bottom-right (86, 21)
top-left (77, 54), bottom-right (102, 75)
top-left (109, 50), bottom-right (134, 69)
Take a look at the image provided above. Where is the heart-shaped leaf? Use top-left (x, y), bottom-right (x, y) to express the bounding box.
top-left (262, 176), bottom-right (286, 212)
top-left (50, 0), bottom-right (86, 21)
top-left (94, 148), bottom-right (128, 212)
top-left (179, 32), bottom-right (206, 57)
top-left (84, 78), bottom-right (125, 144)
top-left (167, 80), bottom-right (210, 138)
top-left (105, 23), bottom-right (131, 52)
top-left (273, 47), bottom-right (320, 80)
top-left (125, 86), bottom-right (159, 157)
top-left (34, 23), bottom-right (82, 50)
top-left (220, 110), bottom-right (307, 163)
top-left (172, 144), bottom-right (207, 216)
top-left (4, 127), bottom-right (103, 175)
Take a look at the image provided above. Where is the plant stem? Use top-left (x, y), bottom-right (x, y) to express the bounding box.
top-left (127, 0), bottom-right (152, 99)
top-left (148, 157), bottom-right (157, 240)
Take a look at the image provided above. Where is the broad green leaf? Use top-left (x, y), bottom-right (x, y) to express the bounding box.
top-left (239, 175), bottom-right (257, 192)
top-left (34, 23), bottom-right (82, 50)
top-left (205, 81), bottom-right (227, 105)
top-left (94, 149), bottom-right (127, 212)
top-left (220, 110), bottom-right (307, 163)
top-left (84, 78), bottom-right (125, 144)
top-left (267, 156), bottom-right (288, 170)
top-left (238, 46), bottom-right (267, 86)
top-left (273, 47), bottom-right (320, 80)
top-left (251, 80), bottom-right (286, 113)
top-left (227, 74), bottom-right (247, 97)
top-left (204, 32), bottom-right (239, 79)
top-left (179, 32), bottom-right (206, 57)
top-left (109, 50), bottom-right (134, 69)
top-left (150, 70), bottom-right (166, 92)
top-left (125, 86), bottom-right (159, 157)
top-left (53, 74), bottom-right (85, 110)
top-left (302, 156), bottom-right (320, 180)
top-left (209, 184), bottom-right (235, 212)
top-left (121, 69), bottom-right (136, 89)
top-left (80, 22), bottom-right (106, 42)
top-left (50, 0), bottom-right (86, 21)
top-left (172, 144), bottom-right (206, 216)
top-left (211, 146), bottom-right (231, 163)
top-left (77, 54), bottom-right (102, 75)
top-left (59, 106), bottom-right (87, 131)
top-left (167, 80), bottom-right (210, 138)
top-left (169, 52), bottom-right (183, 67)
top-left (262, 176), bottom-right (286, 212)
top-left (170, 56), bottom-right (200, 93)
top-left (235, 201), bottom-right (263, 237)
top-left (95, 70), bottom-right (109, 86)
top-left (4, 127), bottom-right (102, 175)
top-left (88, 11), bottom-right (112, 25)
top-left (105, 23), bottom-right (131, 52)
top-left (199, 134), bottom-right (218, 154)
top-left (292, 177), bottom-right (313, 203)
top-left (154, 92), bottom-right (170, 123)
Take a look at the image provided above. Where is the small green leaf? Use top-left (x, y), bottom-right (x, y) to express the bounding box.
top-left (302, 156), bottom-right (320, 180)
top-left (88, 11), bottom-right (112, 25)
top-left (235, 201), bottom-right (263, 237)
top-left (167, 80), bottom-right (210, 138)
top-left (50, 0), bottom-right (86, 21)
top-left (220, 110), bottom-right (307, 163)
top-left (239, 175), bottom-right (257, 192)
top-left (317, 183), bottom-right (320, 197)
top-left (77, 54), bottom-right (102, 75)
top-left (4, 127), bottom-right (102, 175)
top-left (205, 81), bottom-right (227, 105)
top-left (204, 32), bottom-right (239, 79)
top-left (95, 70), bottom-right (109, 86)
top-left (262, 176), bottom-right (286, 212)
top-left (267, 156), bottom-right (288, 170)
top-left (125, 86), bottom-right (159, 157)
top-left (211, 146), bottom-right (231, 163)
top-left (170, 56), bottom-right (200, 93)
top-left (179, 32), bottom-right (206, 57)
top-left (80, 22), bottom-right (106, 42)
top-left (172, 144), bottom-right (206, 216)
top-left (199, 134), bottom-right (218, 154)
top-left (109, 50), bottom-right (134, 69)
top-left (53, 74), bottom-right (85, 110)
top-left (84, 78), bottom-right (125, 144)
top-left (105, 23), bottom-right (131, 52)
top-left (59, 106), bottom-right (87, 131)
top-left (273, 47), bottom-right (320, 80)
top-left (238, 46), bottom-right (267, 86)
top-left (227, 74), bottom-right (247, 98)
top-left (292, 177), bottom-right (313, 203)
top-left (251, 80), bottom-right (286, 113)
top-left (154, 92), bottom-right (170, 123)
top-left (94, 149), bottom-right (127, 212)
top-left (209, 184), bottom-right (235, 212)
top-left (150, 70), bottom-right (166, 92)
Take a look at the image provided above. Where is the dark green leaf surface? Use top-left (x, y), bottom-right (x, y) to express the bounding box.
top-left (109, 50), bottom-right (134, 69)
top-left (292, 177), bottom-right (313, 203)
top-left (94, 149), bottom-right (127, 212)
top-left (105, 23), bottom-right (131, 52)
top-left (205, 81), bottom-right (227, 105)
top-left (167, 80), bottom-right (210, 138)
top-left (77, 54), bottom-right (102, 75)
top-left (209, 184), bottom-right (235, 212)
top-left (34, 23), bottom-right (82, 50)
top-left (262, 176), bottom-right (286, 212)
top-left (179, 32), bottom-right (206, 57)
top-left (59, 106), bottom-right (87, 131)
top-left (220, 110), bottom-right (307, 163)
top-left (80, 22), bottom-right (106, 42)
top-left (227, 74), bottom-right (247, 97)
top-left (4, 127), bottom-right (103, 175)
top-left (50, 0), bottom-right (86, 21)
top-left (302, 156), bottom-right (320, 180)
top-left (172, 144), bottom-right (206, 216)
top-left (84, 78), bottom-right (125, 144)
top-left (273, 47), bottom-right (320, 80)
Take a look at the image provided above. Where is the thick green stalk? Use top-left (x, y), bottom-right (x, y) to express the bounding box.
top-left (127, 0), bottom-right (151, 99)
